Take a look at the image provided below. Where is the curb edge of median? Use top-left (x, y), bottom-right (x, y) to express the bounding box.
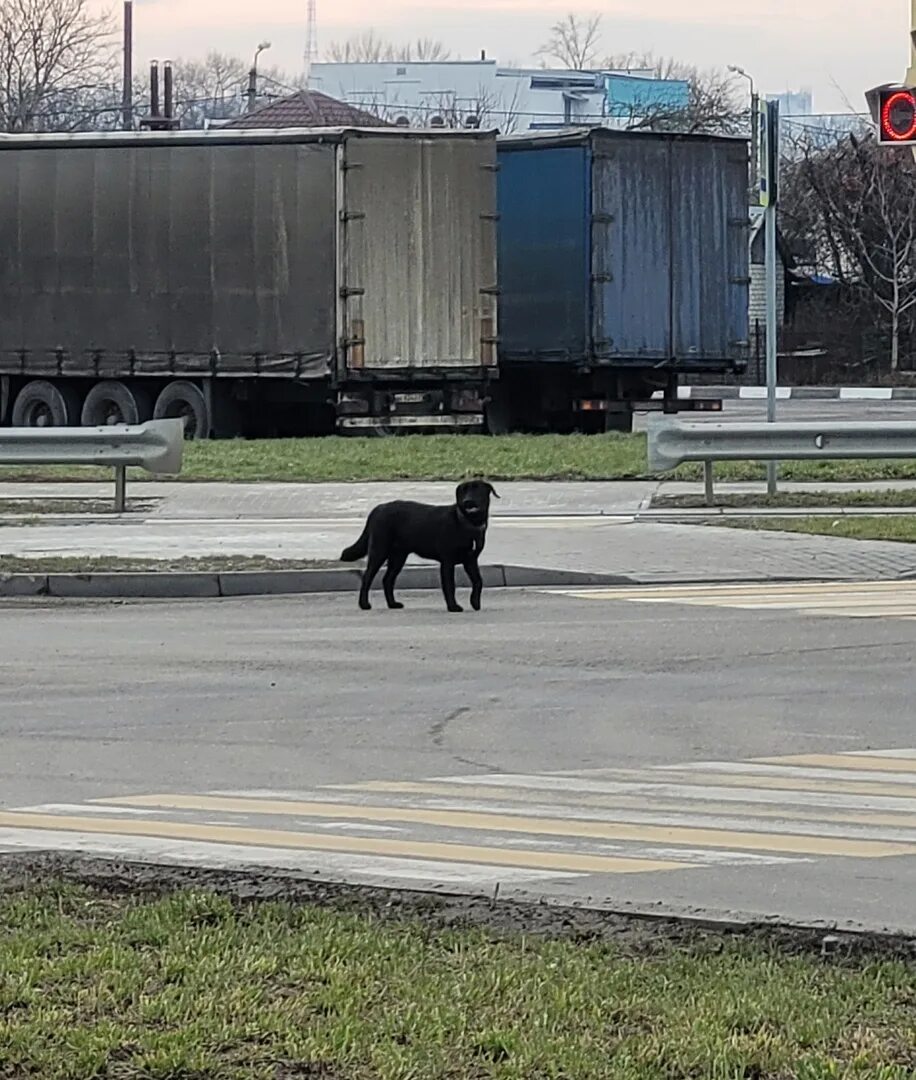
top-left (1, 567), bottom-right (906, 599)
top-left (0, 565), bottom-right (638, 600)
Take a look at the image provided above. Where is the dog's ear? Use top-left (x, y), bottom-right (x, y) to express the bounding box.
top-left (486, 482), bottom-right (500, 499)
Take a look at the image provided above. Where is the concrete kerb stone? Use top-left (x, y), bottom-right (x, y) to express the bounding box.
top-left (0, 565), bottom-right (632, 600)
top-left (667, 385), bottom-right (916, 401)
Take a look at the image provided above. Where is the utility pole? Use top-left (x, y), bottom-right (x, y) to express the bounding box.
top-left (121, 1), bottom-right (133, 131)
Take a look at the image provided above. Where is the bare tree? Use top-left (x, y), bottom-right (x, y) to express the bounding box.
top-left (325, 31), bottom-right (450, 64)
top-left (537, 12), bottom-right (602, 70)
top-left (604, 51), bottom-right (746, 136)
top-left (783, 132), bottom-right (916, 371)
top-left (0, 0), bottom-right (117, 132)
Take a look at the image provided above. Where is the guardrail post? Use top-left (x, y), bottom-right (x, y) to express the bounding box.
top-left (114, 465), bottom-right (127, 514)
top-left (703, 460), bottom-right (715, 507)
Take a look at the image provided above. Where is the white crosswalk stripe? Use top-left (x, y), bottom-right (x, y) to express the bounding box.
top-left (4, 748), bottom-right (916, 889)
top-left (546, 580), bottom-right (916, 620)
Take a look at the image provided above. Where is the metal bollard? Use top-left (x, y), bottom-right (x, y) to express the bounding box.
top-left (114, 465), bottom-right (127, 513)
top-left (703, 460), bottom-right (715, 507)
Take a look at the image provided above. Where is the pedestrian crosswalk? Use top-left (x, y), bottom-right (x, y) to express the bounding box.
top-left (548, 580), bottom-right (916, 620)
top-left (4, 748), bottom-right (916, 891)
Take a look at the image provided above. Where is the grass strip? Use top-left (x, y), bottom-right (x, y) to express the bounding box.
top-left (653, 490), bottom-right (916, 510)
top-left (4, 433), bottom-right (916, 483)
top-left (0, 555), bottom-right (345, 574)
top-left (716, 516), bottom-right (916, 543)
top-left (1, 882), bottom-right (915, 1079)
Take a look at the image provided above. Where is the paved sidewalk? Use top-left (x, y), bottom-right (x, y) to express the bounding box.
top-left (0, 515), bottom-right (913, 584)
top-left (1, 479), bottom-right (916, 584)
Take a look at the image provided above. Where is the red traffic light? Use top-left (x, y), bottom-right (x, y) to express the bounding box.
top-left (880, 89), bottom-right (916, 143)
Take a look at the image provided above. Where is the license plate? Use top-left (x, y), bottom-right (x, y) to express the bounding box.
top-left (393, 393), bottom-right (427, 404)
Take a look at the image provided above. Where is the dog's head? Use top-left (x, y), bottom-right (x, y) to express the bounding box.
top-left (455, 479), bottom-right (499, 526)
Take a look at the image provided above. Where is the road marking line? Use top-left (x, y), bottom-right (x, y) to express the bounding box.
top-left (663, 762), bottom-right (916, 786)
top-left (854, 750), bottom-right (916, 760)
top-left (88, 795), bottom-right (916, 859)
top-left (755, 754), bottom-right (916, 775)
top-left (563, 769), bottom-right (916, 800)
top-left (0, 811), bottom-right (686, 875)
top-left (226, 783), bottom-right (916, 828)
top-left (553, 581), bottom-right (916, 600)
top-left (0, 828), bottom-right (577, 885)
top-left (409, 774), bottom-right (916, 813)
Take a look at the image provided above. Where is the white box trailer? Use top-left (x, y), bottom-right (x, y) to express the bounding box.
top-left (0, 127), bottom-right (499, 437)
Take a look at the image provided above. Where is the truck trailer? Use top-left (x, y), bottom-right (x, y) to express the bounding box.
top-left (490, 127), bottom-right (750, 432)
top-left (0, 127), bottom-right (499, 437)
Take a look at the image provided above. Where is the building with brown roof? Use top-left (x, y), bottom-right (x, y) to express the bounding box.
top-left (224, 89), bottom-right (388, 129)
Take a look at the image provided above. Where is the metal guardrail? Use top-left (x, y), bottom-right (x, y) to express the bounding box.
top-left (0, 420), bottom-right (185, 512)
top-left (648, 416), bottom-right (916, 504)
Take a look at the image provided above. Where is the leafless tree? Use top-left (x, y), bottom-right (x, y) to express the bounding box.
top-left (0, 0), bottom-right (117, 132)
top-left (604, 51), bottom-right (746, 136)
top-left (325, 31), bottom-right (450, 64)
top-left (781, 131), bottom-right (916, 371)
top-left (537, 12), bottom-right (602, 70)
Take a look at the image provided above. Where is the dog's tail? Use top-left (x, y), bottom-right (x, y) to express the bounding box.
top-left (340, 524), bottom-right (370, 562)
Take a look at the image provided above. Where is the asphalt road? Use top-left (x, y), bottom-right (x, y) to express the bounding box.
top-left (4, 584), bottom-right (916, 931)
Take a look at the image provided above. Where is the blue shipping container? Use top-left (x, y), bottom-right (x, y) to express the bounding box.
top-left (497, 128), bottom-right (749, 372)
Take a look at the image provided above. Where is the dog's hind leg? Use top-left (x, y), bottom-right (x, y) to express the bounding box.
top-left (439, 561), bottom-right (463, 613)
top-left (358, 548), bottom-right (386, 611)
top-left (463, 554), bottom-right (484, 611)
top-left (383, 550), bottom-right (407, 610)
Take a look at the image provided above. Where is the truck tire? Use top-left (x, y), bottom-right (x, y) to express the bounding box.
top-left (11, 380), bottom-right (81, 428)
top-left (81, 380), bottom-right (152, 427)
top-left (0, 376), bottom-right (8, 424)
top-left (153, 381), bottom-right (210, 440)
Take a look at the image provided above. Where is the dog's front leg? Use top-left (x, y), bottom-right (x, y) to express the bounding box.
top-left (439, 561), bottom-right (463, 613)
top-left (463, 554), bottom-right (484, 611)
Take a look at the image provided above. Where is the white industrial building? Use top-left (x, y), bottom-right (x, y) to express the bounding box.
top-left (308, 59), bottom-right (689, 132)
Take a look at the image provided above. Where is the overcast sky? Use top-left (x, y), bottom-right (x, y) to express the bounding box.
top-left (127, 0), bottom-right (910, 113)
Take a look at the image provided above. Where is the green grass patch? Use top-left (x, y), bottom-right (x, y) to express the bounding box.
top-left (1, 883), bottom-right (915, 1079)
top-left (653, 490), bottom-right (916, 510)
top-left (0, 555), bottom-right (344, 574)
top-left (5, 433), bottom-right (916, 483)
top-left (0, 498), bottom-right (159, 516)
top-left (718, 515), bottom-right (916, 544)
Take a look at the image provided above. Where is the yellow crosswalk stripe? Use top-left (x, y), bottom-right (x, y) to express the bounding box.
top-left (549, 581), bottom-right (916, 621)
top-left (90, 793), bottom-right (916, 860)
top-left (755, 754), bottom-right (916, 774)
top-left (0, 810), bottom-right (684, 876)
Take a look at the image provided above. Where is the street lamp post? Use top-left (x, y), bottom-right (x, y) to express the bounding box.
top-left (728, 65), bottom-right (758, 191)
top-left (247, 41), bottom-right (271, 114)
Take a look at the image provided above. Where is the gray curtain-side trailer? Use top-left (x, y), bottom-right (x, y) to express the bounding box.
top-left (491, 127), bottom-right (750, 433)
top-left (0, 127), bottom-right (498, 437)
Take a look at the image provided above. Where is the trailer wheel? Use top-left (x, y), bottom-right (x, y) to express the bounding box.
top-left (81, 381), bottom-right (152, 427)
top-left (11, 380), bottom-right (81, 428)
top-left (153, 381), bottom-right (209, 439)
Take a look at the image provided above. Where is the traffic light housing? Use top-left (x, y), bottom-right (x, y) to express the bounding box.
top-left (866, 84), bottom-right (916, 144)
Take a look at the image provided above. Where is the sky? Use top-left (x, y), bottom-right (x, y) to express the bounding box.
top-left (124, 0), bottom-right (911, 113)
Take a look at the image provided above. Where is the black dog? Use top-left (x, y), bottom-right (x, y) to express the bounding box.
top-left (340, 480), bottom-right (499, 613)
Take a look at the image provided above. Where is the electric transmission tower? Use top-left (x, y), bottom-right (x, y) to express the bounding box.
top-left (305, 0), bottom-right (318, 79)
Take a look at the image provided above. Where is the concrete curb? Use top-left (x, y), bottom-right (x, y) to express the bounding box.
top-left (655, 386), bottom-right (916, 402)
top-left (0, 564), bottom-right (635, 600)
